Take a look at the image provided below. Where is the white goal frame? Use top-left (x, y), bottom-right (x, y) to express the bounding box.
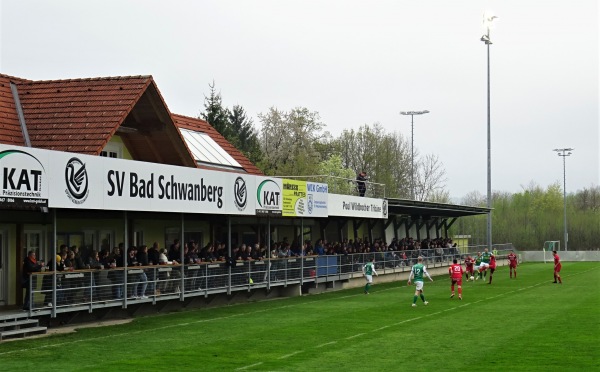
top-left (543, 241), bottom-right (561, 263)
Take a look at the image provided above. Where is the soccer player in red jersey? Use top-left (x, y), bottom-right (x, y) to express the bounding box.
top-left (552, 250), bottom-right (562, 284)
top-left (507, 250), bottom-right (518, 278)
top-left (464, 255), bottom-right (474, 280)
top-left (464, 255), bottom-right (475, 281)
top-left (449, 258), bottom-right (464, 299)
top-left (487, 254), bottom-right (497, 284)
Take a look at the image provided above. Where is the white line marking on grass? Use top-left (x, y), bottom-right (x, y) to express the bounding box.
top-left (279, 350), bottom-right (304, 359)
top-left (315, 341), bottom-right (337, 348)
top-left (236, 362), bottom-right (264, 370)
top-left (392, 316), bottom-right (422, 326)
top-left (374, 326), bottom-right (390, 331)
top-left (345, 333), bottom-right (365, 340)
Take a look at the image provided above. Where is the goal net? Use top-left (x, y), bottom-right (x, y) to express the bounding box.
top-left (543, 241), bottom-right (560, 263)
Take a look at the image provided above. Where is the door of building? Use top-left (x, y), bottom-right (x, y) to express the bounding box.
top-left (0, 230), bottom-right (6, 306)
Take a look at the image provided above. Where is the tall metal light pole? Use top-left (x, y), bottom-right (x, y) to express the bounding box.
top-left (400, 110), bottom-right (429, 200)
top-left (553, 148), bottom-right (574, 251)
top-left (481, 11), bottom-right (497, 251)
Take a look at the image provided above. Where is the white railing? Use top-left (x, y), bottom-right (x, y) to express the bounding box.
top-left (26, 246), bottom-right (515, 316)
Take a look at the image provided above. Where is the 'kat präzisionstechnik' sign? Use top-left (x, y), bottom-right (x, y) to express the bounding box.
top-left (0, 148), bottom-right (49, 209)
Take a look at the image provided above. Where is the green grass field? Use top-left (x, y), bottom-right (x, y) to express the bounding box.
top-left (1, 262), bottom-right (599, 371)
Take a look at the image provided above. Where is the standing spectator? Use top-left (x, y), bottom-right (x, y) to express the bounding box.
top-left (148, 242), bottom-right (160, 265)
top-left (136, 245), bottom-right (149, 298)
top-left (356, 171), bottom-right (367, 197)
top-left (314, 239), bottom-right (325, 256)
top-left (448, 258), bottom-right (463, 299)
top-left (507, 250), bottom-right (518, 279)
top-left (71, 246), bottom-right (85, 270)
top-left (169, 239), bottom-right (182, 263)
top-left (407, 256), bottom-right (433, 307)
top-left (552, 251), bottom-right (562, 284)
top-left (362, 257), bottom-right (378, 294)
top-left (22, 251), bottom-right (44, 310)
top-left (86, 250), bottom-right (104, 301)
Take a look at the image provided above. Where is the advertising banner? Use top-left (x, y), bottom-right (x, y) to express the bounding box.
top-left (0, 147), bottom-right (49, 209)
top-left (255, 176), bottom-right (282, 216)
top-left (281, 179), bottom-right (329, 217)
top-left (327, 193), bottom-right (388, 219)
top-left (282, 179), bottom-right (306, 217)
top-left (0, 145), bottom-right (256, 215)
top-left (306, 182), bottom-right (328, 218)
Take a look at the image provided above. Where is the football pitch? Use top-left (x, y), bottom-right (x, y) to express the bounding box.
top-left (1, 262), bottom-right (598, 371)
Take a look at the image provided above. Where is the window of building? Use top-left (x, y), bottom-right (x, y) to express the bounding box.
top-left (100, 142), bottom-right (123, 158)
top-left (179, 128), bottom-right (244, 171)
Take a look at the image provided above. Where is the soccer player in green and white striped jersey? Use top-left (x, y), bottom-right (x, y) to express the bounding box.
top-left (478, 248), bottom-right (492, 280)
top-left (407, 256), bottom-right (433, 307)
top-left (363, 257), bottom-right (378, 294)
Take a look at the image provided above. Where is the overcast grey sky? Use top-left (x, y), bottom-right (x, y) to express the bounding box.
top-left (1, 0), bottom-right (598, 200)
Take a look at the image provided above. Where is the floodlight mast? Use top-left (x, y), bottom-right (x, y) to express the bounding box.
top-left (553, 148), bottom-right (574, 251)
top-left (481, 11), bottom-right (497, 251)
top-left (400, 110), bottom-right (430, 200)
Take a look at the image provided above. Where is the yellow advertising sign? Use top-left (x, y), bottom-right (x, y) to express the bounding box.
top-left (282, 179), bottom-right (307, 217)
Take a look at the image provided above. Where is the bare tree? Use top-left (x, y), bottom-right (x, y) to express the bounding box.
top-left (414, 154), bottom-right (447, 201)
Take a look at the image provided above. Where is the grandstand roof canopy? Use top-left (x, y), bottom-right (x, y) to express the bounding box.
top-left (387, 198), bottom-right (490, 219)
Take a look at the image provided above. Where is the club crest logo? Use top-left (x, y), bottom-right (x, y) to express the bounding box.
top-left (234, 176), bottom-right (247, 211)
top-left (65, 157), bottom-right (89, 204)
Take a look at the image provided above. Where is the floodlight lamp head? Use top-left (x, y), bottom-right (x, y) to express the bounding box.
top-left (481, 35), bottom-right (492, 44)
top-left (400, 110), bottom-right (430, 116)
top-left (482, 11), bottom-right (498, 28)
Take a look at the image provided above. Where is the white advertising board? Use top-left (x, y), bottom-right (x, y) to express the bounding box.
top-left (0, 145), bottom-right (256, 215)
top-left (255, 176), bottom-right (282, 216)
top-left (0, 147), bottom-right (49, 209)
top-left (327, 193), bottom-right (388, 219)
top-left (306, 182), bottom-right (328, 217)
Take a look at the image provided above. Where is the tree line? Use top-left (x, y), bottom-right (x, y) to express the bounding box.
top-left (199, 83), bottom-right (599, 250)
top-left (454, 184), bottom-right (600, 250)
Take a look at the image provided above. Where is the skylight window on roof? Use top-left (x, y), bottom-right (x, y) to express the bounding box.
top-left (179, 128), bottom-right (242, 169)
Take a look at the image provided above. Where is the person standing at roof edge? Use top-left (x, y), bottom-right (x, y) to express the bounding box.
top-left (356, 171), bottom-right (367, 197)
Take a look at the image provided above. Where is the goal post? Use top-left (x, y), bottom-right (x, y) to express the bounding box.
top-left (543, 241), bottom-right (560, 263)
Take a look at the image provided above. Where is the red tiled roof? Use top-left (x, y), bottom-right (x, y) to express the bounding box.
top-left (0, 74), bottom-right (30, 146)
top-left (173, 114), bottom-right (263, 176)
top-left (16, 76), bottom-right (152, 154)
top-left (0, 73), bottom-right (260, 174)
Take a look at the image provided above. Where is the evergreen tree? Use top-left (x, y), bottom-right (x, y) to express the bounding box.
top-left (228, 105), bottom-right (262, 166)
top-left (200, 81), bottom-right (231, 139)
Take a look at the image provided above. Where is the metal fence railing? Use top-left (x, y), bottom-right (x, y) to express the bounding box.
top-left (25, 245), bottom-right (515, 317)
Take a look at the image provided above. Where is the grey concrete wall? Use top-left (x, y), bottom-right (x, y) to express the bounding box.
top-left (521, 251), bottom-right (600, 262)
